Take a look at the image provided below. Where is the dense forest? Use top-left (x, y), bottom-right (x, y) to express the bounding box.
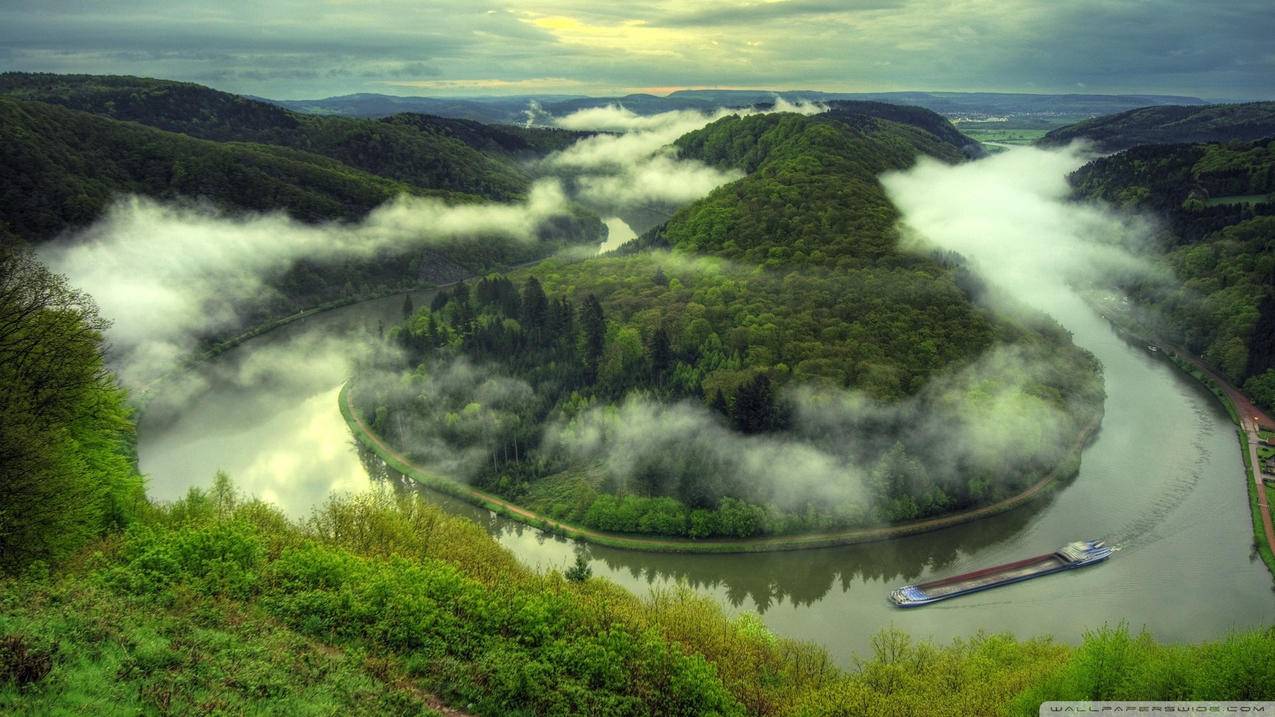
top-left (355, 108), bottom-right (1104, 539)
top-left (1069, 138), bottom-right (1275, 405)
top-left (0, 73), bottom-right (595, 201)
top-left (1040, 101), bottom-right (1275, 152)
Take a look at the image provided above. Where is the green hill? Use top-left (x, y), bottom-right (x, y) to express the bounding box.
top-left (1070, 138), bottom-right (1275, 402)
top-left (0, 96), bottom-right (460, 241)
top-left (1039, 102), bottom-right (1275, 152)
top-left (0, 72), bottom-right (581, 201)
top-left (359, 108), bottom-right (1104, 539)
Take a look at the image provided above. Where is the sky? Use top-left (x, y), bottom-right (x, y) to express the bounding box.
top-left (1, 0), bottom-right (1272, 100)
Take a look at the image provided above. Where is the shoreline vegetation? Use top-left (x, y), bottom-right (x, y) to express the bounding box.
top-left (1088, 293), bottom-right (1275, 579)
top-left (340, 380), bottom-right (1104, 554)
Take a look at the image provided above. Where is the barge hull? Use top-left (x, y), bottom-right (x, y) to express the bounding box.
top-left (890, 540), bottom-right (1111, 607)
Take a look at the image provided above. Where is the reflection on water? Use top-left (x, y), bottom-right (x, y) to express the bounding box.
top-left (360, 441), bottom-right (1046, 612)
top-left (598, 216), bottom-right (638, 253)
top-left (138, 287), bottom-right (1275, 667)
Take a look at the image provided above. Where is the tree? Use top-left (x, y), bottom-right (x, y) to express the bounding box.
top-left (564, 549), bottom-right (592, 582)
top-left (711, 389), bottom-right (729, 417)
top-left (0, 247), bottom-right (143, 573)
top-left (401, 293), bottom-right (414, 319)
top-left (521, 277), bottom-right (548, 343)
top-left (578, 293), bottom-right (606, 385)
top-left (731, 374), bottom-right (776, 434)
top-left (430, 290), bottom-right (449, 312)
top-left (600, 327), bottom-right (644, 391)
top-left (648, 327), bottom-right (672, 383)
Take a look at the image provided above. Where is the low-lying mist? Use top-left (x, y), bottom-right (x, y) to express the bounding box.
top-left (882, 144), bottom-right (1161, 318)
top-left (41, 100), bottom-right (828, 390)
top-left (543, 99), bottom-right (826, 211)
top-left (542, 345), bottom-right (1093, 519)
top-left (39, 182), bottom-right (570, 388)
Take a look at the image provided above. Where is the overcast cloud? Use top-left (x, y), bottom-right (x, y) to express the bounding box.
top-left (1, 1), bottom-right (1271, 99)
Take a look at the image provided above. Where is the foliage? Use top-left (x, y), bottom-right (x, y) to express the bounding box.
top-left (0, 96), bottom-right (459, 241)
top-left (1071, 138), bottom-right (1275, 394)
top-left (3, 475), bottom-right (1273, 716)
top-left (0, 72), bottom-right (581, 202)
top-left (0, 247), bottom-right (144, 574)
top-left (1010, 624), bottom-right (1275, 710)
top-left (0, 574), bottom-right (442, 715)
top-left (0, 91), bottom-right (604, 352)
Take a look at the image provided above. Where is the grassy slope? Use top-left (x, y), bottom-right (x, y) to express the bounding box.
top-left (2, 481), bottom-right (1273, 716)
top-left (0, 574), bottom-right (442, 716)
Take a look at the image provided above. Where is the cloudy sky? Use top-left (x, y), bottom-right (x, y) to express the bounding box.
top-left (1, 0), bottom-right (1272, 100)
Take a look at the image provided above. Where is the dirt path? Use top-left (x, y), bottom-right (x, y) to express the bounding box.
top-left (1164, 345), bottom-right (1275, 558)
top-left (342, 383), bottom-right (1102, 553)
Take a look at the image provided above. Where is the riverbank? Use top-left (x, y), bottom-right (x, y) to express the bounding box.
top-left (340, 381), bottom-right (1103, 554)
top-left (1088, 293), bottom-right (1275, 579)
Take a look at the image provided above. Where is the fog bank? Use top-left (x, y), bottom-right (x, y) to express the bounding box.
top-left (38, 182), bottom-right (571, 388)
top-left (882, 144), bottom-right (1159, 318)
top-left (544, 99), bottom-right (826, 210)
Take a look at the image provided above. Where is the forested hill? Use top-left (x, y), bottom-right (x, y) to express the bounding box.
top-left (1070, 138), bottom-right (1275, 404)
top-left (1039, 102), bottom-right (1275, 152)
top-left (0, 72), bottom-right (580, 201)
top-left (822, 101), bottom-right (979, 155)
top-left (364, 104), bottom-right (1105, 540)
top-left (656, 109), bottom-right (966, 267)
top-left (0, 97), bottom-right (456, 241)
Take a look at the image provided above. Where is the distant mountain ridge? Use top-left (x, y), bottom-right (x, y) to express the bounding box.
top-left (257, 88), bottom-right (1213, 123)
top-left (1040, 102), bottom-right (1275, 152)
top-left (0, 72), bottom-right (581, 201)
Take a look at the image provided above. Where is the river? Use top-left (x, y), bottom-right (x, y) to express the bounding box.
top-left (136, 281), bottom-right (1275, 667)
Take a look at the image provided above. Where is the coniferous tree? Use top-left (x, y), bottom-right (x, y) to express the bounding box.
top-left (430, 290), bottom-right (448, 312)
top-left (521, 277), bottom-right (549, 344)
top-left (649, 326), bottom-right (672, 383)
top-left (731, 374), bottom-right (776, 434)
top-left (578, 294), bottom-right (606, 385)
top-left (711, 388), bottom-right (729, 417)
top-left (401, 293), bottom-right (414, 319)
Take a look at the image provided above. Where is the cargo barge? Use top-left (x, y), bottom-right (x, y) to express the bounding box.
top-left (889, 540), bottom-right (1111, 607)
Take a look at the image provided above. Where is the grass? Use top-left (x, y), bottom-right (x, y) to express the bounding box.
top-left (0, 574), bottom-right (441, 716)
top-left (1236, 430), bottom-right (1275, 577)
top-left (4, 482), bottom-right (1274, 716)
top-left (521, 468), bottom-right (601, 523)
